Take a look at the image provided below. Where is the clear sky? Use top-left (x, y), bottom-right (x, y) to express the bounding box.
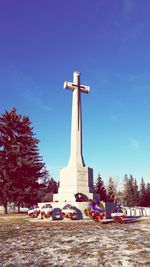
top-left (0, 0), bottom-right (150, 186)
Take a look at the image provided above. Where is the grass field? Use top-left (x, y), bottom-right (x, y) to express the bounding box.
top-left (0, 214), bottom-right (150, 267)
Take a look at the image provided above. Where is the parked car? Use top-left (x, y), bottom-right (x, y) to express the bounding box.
top-left (52, 208), bottom-right (64, 220)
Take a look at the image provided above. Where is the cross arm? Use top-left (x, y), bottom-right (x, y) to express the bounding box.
top-left (64, 81), bottom-right (75, 91)
top-left (64, 81), bottom-right (90, 93)
top-left (80, 85), bottom-right (90, 93)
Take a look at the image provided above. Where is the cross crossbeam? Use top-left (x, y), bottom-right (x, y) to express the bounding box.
top-left (64, 81), bottom-right (90, 94)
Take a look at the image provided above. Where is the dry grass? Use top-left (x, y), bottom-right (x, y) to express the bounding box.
top-left (0, 215), bottom-right (150, 266)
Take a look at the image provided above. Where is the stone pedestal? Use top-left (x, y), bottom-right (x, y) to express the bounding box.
top-left (53, 165), bottom-right (97, 202)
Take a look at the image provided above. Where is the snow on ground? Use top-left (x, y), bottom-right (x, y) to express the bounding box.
top-left (0, 215), bottom-right (150, 267)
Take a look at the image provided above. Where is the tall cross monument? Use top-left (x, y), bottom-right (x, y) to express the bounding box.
top-left (54, 71), bottom-right (97, 202)
top-left (64, 71), bottom-right (89, 168)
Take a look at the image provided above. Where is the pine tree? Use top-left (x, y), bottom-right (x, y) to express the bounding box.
top-left (107, 177), bottom-right (116, 202)
top-left (133, 178), bottom-right (139, 206)
top-left (139, 177), bottom-right (146, 206)
top-left (0, 108), bottom-right (45, 213)
top-left (123, 175), bottom-right (139, 207)
top-left (47, 178), bottom-right (58, 193)
top-left (95, 174), bottom-right (107, 201)
top-left (37, 166), bottom-right (51, 201)
top-left (144, 183), bottom-right (150, 207)
top-left (122, 174), bottom-right (129, 206)
top-left (38, 167), bottom-right (58, 199)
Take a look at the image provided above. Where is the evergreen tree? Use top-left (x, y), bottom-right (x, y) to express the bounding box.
top-left (0, 108), bottom-right (45, 213)
top-left (47, 177), bottom-right (58, 193)
top-left (122, 174), bottom-right (129, 206)
top-left (37, 167), bottom-right (58, 202)
top-left (107, 177), bottom-right (116, 202)
top-left (95, 174), bottom-right (107, 201)
top-left (133, 178), bottom-right (139, 206)
top-left (123, 175), bottom-right (139, 207)
top-left (139, 177), bottom-right (146, 206)
top-left (39, 166), bottom-right (51, 186)
top-left (144, 183), bottom-right (150, 207)
top-left (37, 166), bottom-right (51, 201)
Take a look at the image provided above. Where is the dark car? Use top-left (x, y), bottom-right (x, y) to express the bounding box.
top-left (52, 208), bottom-right (64, 220)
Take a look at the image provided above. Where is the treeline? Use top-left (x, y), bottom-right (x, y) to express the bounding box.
top-left (0, 108), bottom-right (58, 213)
top-left (95, 174), bottom-right (150, 207)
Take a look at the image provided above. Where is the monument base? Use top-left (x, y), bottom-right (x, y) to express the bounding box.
top-left (53, 164), bottom-right (99, 202)
top-left (53, 192), bottom-right (98, 202)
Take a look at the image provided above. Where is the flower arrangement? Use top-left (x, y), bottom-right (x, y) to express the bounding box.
top-left (111, 206), bottom-right (126, 223)
top-left (112, 214), bottom-right (126, 223)
top-left (62, 212), bottom-right (74, 219)
top-left (41, 210), bottom-right (52, 219)
top-left (62, 204), bottom-right (72, 209)
top-left (84, 200), bottom-right (106, 222)
top-left (28, 204), bottom-right (53, 219)
top-left (74, 192), bottom-right (88, 202)
top-left (28, 209), bottom-right (40, 218)
top-left (61, 204), bottom-right (77, 219)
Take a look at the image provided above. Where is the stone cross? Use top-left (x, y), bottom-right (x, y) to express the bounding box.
top-left (64, 71), bottom-right (90, 168)
top-left (53, 71), bottom-right (96, 203)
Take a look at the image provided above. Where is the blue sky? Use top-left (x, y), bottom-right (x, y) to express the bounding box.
top-left (0, 0), bottom-right (150, 186)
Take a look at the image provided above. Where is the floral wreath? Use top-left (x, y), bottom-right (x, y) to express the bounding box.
top-left (84, 200), bottom-right (106, 222)
top-left (28, 209), bottom-right (40, 218)
top-left (61, 204), bottom-right (77, 219)
top-left (28, 206), bottom-right (53, 219)
top-left (41, 210), bottom-right (53, 219)
top-left (74, 192), bottom-right (88, 202)
top-left (111, 206), bottom-right (126, 223)
top-left (62, 204), bottom-right (72, 209)
top-left (62, 212), bottom-right (74, 219)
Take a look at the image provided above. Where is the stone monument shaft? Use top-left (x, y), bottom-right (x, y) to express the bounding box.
top-left (64, 71), bottom-right (90, 167)
top-left (54, 71), bottom-right (96, 202)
